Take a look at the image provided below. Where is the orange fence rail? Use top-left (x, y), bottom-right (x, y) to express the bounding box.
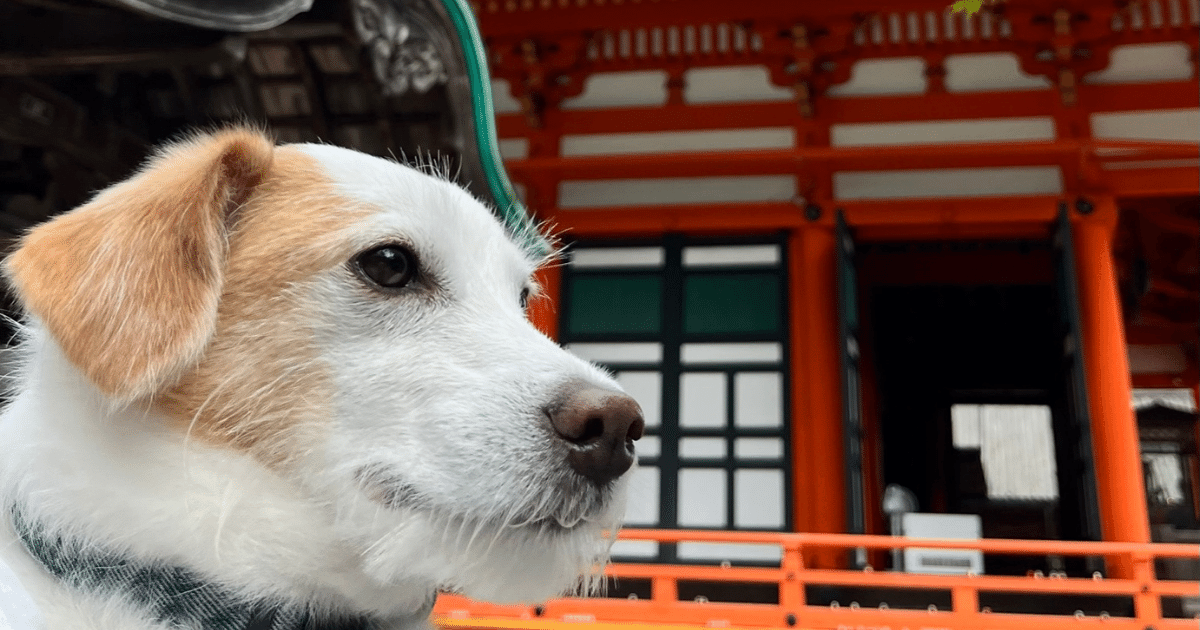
top-left (435, 529), bottom-right (1200, 630)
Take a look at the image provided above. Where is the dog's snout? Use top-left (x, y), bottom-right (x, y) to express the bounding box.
top-left (546, 382), bottom-right (644, 486)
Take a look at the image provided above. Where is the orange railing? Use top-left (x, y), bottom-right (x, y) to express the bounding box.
top-left (435, 529), bottom-right (1200, 630)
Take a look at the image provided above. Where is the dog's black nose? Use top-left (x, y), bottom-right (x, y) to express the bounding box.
top-left (546, 382), bottom-right (644, 486)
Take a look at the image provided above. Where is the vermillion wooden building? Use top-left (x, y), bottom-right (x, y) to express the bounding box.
top-left (0, 0), bottom-right (1197, 628)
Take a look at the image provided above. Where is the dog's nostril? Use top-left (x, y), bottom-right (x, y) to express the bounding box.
top-left (547, 381), bottom-right (644, 486)
top-left (578, 416), bottom-right (605, 444)
top-left (627, 416), bottom-right (645, 443)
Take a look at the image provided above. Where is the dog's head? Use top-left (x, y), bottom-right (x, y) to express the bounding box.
top-left (3, 128), bottom-right (642, 603)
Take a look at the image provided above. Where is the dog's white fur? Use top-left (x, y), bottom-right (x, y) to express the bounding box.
top-left (0, 130), bottom-right (632, 629)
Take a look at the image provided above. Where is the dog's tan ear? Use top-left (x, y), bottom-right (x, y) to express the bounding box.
top-left (4, 128), bottom-right (274, 401)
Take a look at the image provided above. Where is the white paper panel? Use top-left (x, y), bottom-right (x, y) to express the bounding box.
top-left (1132, 388), bottom-right (1197, 413)
top-left (1091, 109), bottom-right (1200, 142)
top-left (1144, 453), bottom-right (1186, 504)
top-left (563, 128), bottom-right (793, 157)
top-left (951, 404), bottom-right (982, 449)
top-left (832, 117), bottom-right (1055, 147)
top-left (559, 175), bottom-right (796, 209)
top-left (680, 373), bottom-right (725, 428)
top-left (834, 166), bottom-right (1063, 200)
top-left (567, 343), bottom-right (662, 364)
top-left (676, 542), bottom-right (783, 562)
top-left (635, 435), bottom-right (660, 459)
top-left (624, 466), bottom-right (660, 526)
top-left (680, 437), bottom-right (726, 458)
top-left (681, 343), bottom-right (782, 364)
top-left (570, 247), bottom-right (664, 268)
top-left (678, 469), bottom-right (726, 527)
top-left (684, 66), bottom-right (792, 104)
top-left (616, 371), bottom-right (662, 428)
top-left (562, 70), bottom-right (668, 109)
top-left (827, 57), bottom-right (927, 96)
top-left (735, 469), bottom-right (785, 529)
top-left (683, 244), bottom-right (781, 267)
top-left (735, 372), bottom-right (783, 428)
top-left (490, 78), bottom-right (521, 113)
top-left (978, 405), bottom-right (1058, 500)
top-left (497, 138), bottom-right (528, 160)
top-left (735, 438), bottom-right (784, 459)
top-left (944, 53), bottom-right (1052, 92)
top-left (1085, 43), bottom-right (1194, 84)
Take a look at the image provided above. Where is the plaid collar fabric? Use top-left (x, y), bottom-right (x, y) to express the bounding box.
top-left (11, 508), bottom-right (432, 630)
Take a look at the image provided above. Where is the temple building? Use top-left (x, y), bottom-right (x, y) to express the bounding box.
top-left (0, 0), bottom-right (1196, 627)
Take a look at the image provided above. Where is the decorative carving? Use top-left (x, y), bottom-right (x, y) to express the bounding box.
top-left (353, 0), bottom-right (448, 96)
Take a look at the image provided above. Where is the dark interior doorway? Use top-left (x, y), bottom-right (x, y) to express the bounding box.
top-left (872, 285), bottom-right (1058, 516)
top-left (860, 240), bottom-right (1100, 576)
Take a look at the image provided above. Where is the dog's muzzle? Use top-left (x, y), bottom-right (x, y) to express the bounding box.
top-left (545, 380), bottom-right (644, 487)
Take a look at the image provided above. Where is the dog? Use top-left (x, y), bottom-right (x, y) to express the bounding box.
top-left (0, 128), bottom-right (643, 629)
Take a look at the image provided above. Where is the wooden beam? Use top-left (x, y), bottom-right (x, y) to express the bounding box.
top-left (1126, 323), bottom-right (1200, 346)
top-left (290, 42), bottom-right (333, 141)
top-left (540, 195), bottom-right (1069, 238)
top-left (543, 202), bottom-right (804, 237)
top-left (508, 140), bottom-right (1198, 180)
top-left (0, 45), bottom-right (235, 76)
top-left (475, 0), bottom-right (1166, 38)
top-left (1131, 373), bottom-right (1194, 389)
top-left (497, 81), bottom-right (1200, 137)
top-left (479, 0), bottom-right (955, 36)
top-left (1105, 166), bottom-right (1200, 198)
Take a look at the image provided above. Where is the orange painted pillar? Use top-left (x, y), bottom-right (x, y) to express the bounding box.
top-left (1072, 197), bottom-right (1151, 552)
top-left (787, 229), bottom-right (813, 537)
top-left (529, 264), bottom-right (562, 339)
top-left (788, 221), bottom-right (846, 567)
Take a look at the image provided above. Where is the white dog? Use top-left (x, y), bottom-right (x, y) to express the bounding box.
top-left (0, 128), bottom-right (643, 629)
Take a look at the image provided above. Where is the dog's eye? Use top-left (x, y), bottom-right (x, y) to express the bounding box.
top-left (519, 287), bottom-right (531, 311)
top-left (355, 245), bottom-right (415, 289)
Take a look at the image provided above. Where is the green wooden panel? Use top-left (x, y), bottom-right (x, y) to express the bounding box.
top-left (1053, 207), bottom-right (1102, 541)
top-left (568, 274), bottom-right (662, 335)
top-left (837, 210), bottom-right (865, 544)
top-left (683, 273), bottom-right (781, 335)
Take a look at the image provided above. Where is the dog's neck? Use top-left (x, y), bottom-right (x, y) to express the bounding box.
top-left (0, 330), bottom-right (437, 628)
top-left (12, 507), bottom-right (421, 630)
